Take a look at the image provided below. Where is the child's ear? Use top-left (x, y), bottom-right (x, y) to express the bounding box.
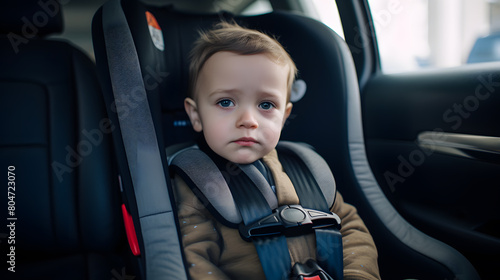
top-left (184, 97), bottom-right (203, 132)
top-left (283, 102), bottom-right (293, 126)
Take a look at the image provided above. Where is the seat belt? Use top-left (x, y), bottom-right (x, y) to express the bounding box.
top-left (231, 165), bottom-right (292, 280)
top-left (171, 145), bottom-right (292, 279)
top-left (277, 142), bottom-right (343, 280)
top-left (196, 149), bottom-right (293, 280)
top-left (170, 142), bottom-right (343, 280)
top-left (101, 0), bottom-right (187, 279)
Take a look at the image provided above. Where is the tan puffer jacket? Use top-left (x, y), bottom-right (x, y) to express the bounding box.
top-left (173, 149), bottom-right (381, 280)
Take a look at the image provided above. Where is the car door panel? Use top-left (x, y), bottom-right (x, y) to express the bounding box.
top-left (362, 64), bottom-right (500, 278)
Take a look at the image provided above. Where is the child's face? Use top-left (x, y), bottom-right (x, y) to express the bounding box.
top-left (185, 51), bottom-right (293, 164)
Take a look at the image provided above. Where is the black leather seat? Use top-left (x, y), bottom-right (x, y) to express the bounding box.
top-left (0, 1), bottom-right (126, 279)
top-left (92, 0), bottom-right (481, 279)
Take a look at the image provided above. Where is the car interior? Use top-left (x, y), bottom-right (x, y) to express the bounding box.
top-left (1, 0), bottom-right (499, 279)
top-left (0, 1), bottom-right (126, 279)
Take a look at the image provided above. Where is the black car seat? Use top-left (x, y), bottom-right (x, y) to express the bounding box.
top-left (0, 1), bottom-right (127, 279)
top-left (92, 0), bottom-right (481, 279)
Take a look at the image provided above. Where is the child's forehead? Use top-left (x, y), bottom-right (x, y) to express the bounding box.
top-left (201, 51), bottom-right (291, 80)
top-left (208, 51), bottom-right (285, 66)
top-left (203, 52), bottom-right (287, 79)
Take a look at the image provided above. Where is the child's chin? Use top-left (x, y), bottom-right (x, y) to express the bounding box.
top-left (232, 158), bottom-right (256, 165)
top-left (224, 148), bottom-right (269, 164)
top-left (230, 154), bottom-right (260, 165)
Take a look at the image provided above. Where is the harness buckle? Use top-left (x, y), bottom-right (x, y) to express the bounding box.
top-left (291, 259), bottom-right (335, 280)
top-left (239, 205), bottom-right (341, 241)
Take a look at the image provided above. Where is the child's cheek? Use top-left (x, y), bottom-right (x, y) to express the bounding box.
top-left (205, 123), bottom-right (225, 143)
top-left (262, 123), bottom-right (283, 146)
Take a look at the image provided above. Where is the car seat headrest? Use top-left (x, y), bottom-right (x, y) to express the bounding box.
top-left (97, 0), bottom-right (352, 159)
top-left (0, 0), bottom-right (64, 37)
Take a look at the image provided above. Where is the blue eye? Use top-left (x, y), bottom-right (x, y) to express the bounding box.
top-left (217, 99), bottom-right (234, 108)
top-left (259, 102), bottom-right (275, 110)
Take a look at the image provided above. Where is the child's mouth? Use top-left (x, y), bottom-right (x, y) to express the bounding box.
top-left (234, 137), bottom-right (257, 146)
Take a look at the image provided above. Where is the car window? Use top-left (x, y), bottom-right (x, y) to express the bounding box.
top-left (241, 0), bottom-right (273, 15)
top-left (300, 0), bottom-right (344, 39)
top-left (368, 0), bottom-right (499, 73)
top-left (51, 0), bottom-right (107, 60)
top-left (241, 0), bottom-right (344, 39)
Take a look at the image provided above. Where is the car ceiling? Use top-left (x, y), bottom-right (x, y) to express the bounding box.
top-left (140, 0), bottom-right (257, 14)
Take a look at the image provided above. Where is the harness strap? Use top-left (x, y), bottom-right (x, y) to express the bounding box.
top-left (278, 143), bottom-right (343, 280)
top-left (170, 145), bottom-right (291, 279)
top-left (315, 229), bottom-right (343, 280)
top-left (227, 165), bottom-right (291, 280)
top-left (169, 146), bottom-right (241, 225)
top-left (169, 141), bottom-right (343, 279)
top-left (277, 142), bottom-right (336, 211)
top-left (169, 146), bottom-right (279, 226)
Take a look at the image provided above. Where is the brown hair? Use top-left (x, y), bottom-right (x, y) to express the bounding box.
top-left (188, 21), bottom-right (297, 101)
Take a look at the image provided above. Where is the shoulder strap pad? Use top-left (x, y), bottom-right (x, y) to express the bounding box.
top-left (169, 146), bottom-right (242, 225)
top-left (169, 142), bottom-right (336, 226)
top-left (277, 141), bottom-right (336, 210)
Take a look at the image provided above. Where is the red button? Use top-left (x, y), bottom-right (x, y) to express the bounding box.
top-left (303, 276), bottom-right (321, 280)
top-left (121, 204), bottom-right (141, 256)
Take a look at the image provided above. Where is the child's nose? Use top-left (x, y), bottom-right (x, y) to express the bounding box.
top-left (237, 109), bottom-right (258, 129)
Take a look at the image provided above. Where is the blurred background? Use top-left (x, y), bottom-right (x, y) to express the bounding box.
top-left (369, 0), bottom-right (500, 73)
top-left (53, 0), bottom-right (500, 73)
